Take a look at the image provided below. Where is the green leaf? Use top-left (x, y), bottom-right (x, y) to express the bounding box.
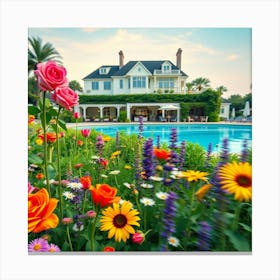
top-left (28, 105), bottom-right (41, 115)
top-left (239, 223), bottom-right (252, 232)
top-left (58, 119), bottom-right (68, 131)
top-left (224, 229), bottom-right (251, 251)
top-left (28, 153), bottom-right (43, 165)
top-left (47, 163), bottom-right (57, 179)
top-left (48, 107), bottom-right (58, 117)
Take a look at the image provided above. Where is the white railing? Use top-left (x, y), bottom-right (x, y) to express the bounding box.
top-left (154, 69), bottom-right (181, 75)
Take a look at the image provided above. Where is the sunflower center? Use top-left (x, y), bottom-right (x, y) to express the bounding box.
top-left (236, 175), bottom-right (251, 188)
top-left (113, 214), bottom-right (127, 228)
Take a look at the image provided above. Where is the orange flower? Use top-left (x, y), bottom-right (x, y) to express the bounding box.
top-left (90, 184), bottom-right (120, 208)
top-left (77, 140), bottom-right (84, 146)
top-left (36, 173), bottom-right (45, 180)
top-left (195, 184), bottom-right (212, 201)
top-left (99, 158), bottom-right (108, 167)
top-left (80, 175), bottom-right (92, 190)
top-left (28, 115), bottom-right (35, 125)
top-left (28, 188), bottom-right (59, 233)
top-left (153, 148), bottom-right (171, 161)
top-left (38, 132), bottom-right (58, 144)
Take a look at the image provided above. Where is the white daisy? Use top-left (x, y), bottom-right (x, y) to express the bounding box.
top-left (72, 223), bottom-right (84, 232)
top-left (149, 176), bottom-right (163, 182)
top-left (123, 182), bottom-right (132, 189)
top-left (43, 179), bottom-right (56, 185)
top-left (109, 170), bottom-right (120, 175)
top-left (168, 236), bottom-right (180, 247)
top-left (67, 182), bottom-right (83, 190)
top-left (155, 191), bottom-right (169, 200)
top-left (140, 183), bottom-right (154, 189)
top-left (140, 197), bottom-right (155, 206)
top-left (101, 174), bottom-right (108, 178)
top-left (63, 191), bottom-right (75, 201)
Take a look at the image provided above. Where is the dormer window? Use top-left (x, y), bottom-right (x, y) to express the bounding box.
top-left (99, 67), bottom-right (110, 75)
top-left (161, 62), bottom-right (172, 73)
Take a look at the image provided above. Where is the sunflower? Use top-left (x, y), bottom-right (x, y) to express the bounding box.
top-left (218, 161), bottom-right (252, 202)
top-left (100, 201), bottom-right (140, 242)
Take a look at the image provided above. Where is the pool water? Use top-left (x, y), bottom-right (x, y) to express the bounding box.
top-left (80, 123), bottom-right (252, 153)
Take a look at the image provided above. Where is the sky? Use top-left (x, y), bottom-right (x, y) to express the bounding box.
top-left (28, 28), bottom-right (252, 98)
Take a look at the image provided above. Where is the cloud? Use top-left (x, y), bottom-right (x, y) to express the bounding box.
top-left (225, 54), bottom-right (239, 61)
top-left (80, 28), bottom-right (101, 33)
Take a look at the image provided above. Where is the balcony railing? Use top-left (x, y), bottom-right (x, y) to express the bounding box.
top-left (153, 69), bottom-right (181, 75)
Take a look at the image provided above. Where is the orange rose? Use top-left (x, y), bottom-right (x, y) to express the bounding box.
top-left (38, 132), bottom-right (58, 144)
top-left (28, 188), bottom-right (59, 233)
top-left (90, 184), bottom-right (120, 208)
top-left (80, 175), bottom-right (92, 190)
top-left (153, 148), bottom-right (171, 161)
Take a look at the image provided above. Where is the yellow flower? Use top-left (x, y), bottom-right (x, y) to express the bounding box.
top-left (110, 150), bottom-right (121, 160)
top-left (102, 136), bottom-right (112, 142)
top-left (124, 165), bottom-right (132, 170)
top-left (100, 201), bottom-right (140, 242)
top-left (179, 170), bottom-right (209, 182)
top-left (195, 184), bottom-right (212, 201)
top-left (35, 138), bottom-right (43, 145)
top-left (218, 161), bottom-right (252, 202)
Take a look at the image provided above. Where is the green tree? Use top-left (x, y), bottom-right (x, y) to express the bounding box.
top-left (28, 36), bottom-right (63, 75)
top-left (69, 80), bottom-right (83, 92)
top-left (192, 77), bottom-right (211, 91)
top-left (186, 82), bottom-right (194, 93)
top-left (216, 85), bottom-right (228, 95)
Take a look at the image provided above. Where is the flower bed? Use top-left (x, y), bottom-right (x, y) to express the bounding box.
top-left (28, 61), bottom-right (252, 252)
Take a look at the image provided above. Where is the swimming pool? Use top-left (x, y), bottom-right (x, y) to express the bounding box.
top-left (79, 123), bottom-right (252, 153)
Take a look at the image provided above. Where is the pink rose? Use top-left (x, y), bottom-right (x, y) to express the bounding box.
top-left (73, 112), bottom-right (80, 119)
top-left (51, 87), bottom-right (79, 111)
top-left (34, 61), bottom-right (68, 91)
top-left (132, 231), bottom-right (145, 244)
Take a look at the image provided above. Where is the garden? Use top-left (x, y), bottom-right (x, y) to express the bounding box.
top-left (28, 61), bottom-right (252, 253)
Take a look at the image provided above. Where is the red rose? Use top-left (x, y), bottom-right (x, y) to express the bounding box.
top-left (34, 61), bottom-right (68, 91)
top-left (52, 87), bottom-right (79, 111)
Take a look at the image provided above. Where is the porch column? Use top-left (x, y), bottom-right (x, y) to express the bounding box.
top-left (177, 108), bottom-right (180, 122)
top-left (82, 105), bottom-right (86, 120)
top-left (126, 104), bottom-right (131, 121)
top-left (117, 106), bottom-right (120, 118)
top-left (99, 106), bottom-right (103, 119)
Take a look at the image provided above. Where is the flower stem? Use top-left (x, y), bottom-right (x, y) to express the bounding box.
top-left (232, 202), bottom-right (242, 231)
top-left (90, 206), bottom-right (101, 251)
top-left (55, 106), bottom-right (63, 219)
top-left (66, 225), bottom-right (73, 251)
top-left (42, 91), bottom-right (50, 193)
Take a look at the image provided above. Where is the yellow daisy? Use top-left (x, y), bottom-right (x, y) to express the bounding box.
top-left (100, 201), bottom-right (140, 242)
top-left (218, 161), bottom-right (252, 202)
top-left (179, 170), bottom-right (209, 182)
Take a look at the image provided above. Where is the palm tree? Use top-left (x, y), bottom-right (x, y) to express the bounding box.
top-left (192, 77), bottom-right (210, 91)
top-left (216, 85), bottom-right (228, 95)
top-left (28, 36), bottom-right (63, 75)
top-left (69, 80), bottom-right (83, 92)
top-left (186, 82), bottom-right (194, 94)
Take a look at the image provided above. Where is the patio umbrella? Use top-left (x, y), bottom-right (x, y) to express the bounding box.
top-left (158, 104), bottom-right (179, 110)
top-left (243, 101), bottom-right (250, 117)
top-left (231, 107), bottom-right (235, 119)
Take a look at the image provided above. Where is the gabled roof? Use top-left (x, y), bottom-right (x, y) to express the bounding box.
top-left (83, 60), bottom-right (188, 80)
top-left (83, 65), bottom-right (120, 80)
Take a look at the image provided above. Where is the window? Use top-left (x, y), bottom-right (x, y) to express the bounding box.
top-left (92, 81), bottom-right (99, 90)
top-left (104, 81), bottom-right (111, 90)
top-left (220, 107), bottom-right (225, 114)
top-left (163, 65), bottom-right (170, 71)
top-left (120, 79), bottom-right (123, 89)
top-left (158, 78), bottom-right (174, 89)
top-left (100, 68), bottom-right (106, 74)
top-left (132, 76), bottom-right (146, 88)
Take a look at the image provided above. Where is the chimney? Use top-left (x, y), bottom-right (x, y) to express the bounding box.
top-left (176, 48), bottom-right (182, 69)
top-left (119, 50), bottom-right (124, 68)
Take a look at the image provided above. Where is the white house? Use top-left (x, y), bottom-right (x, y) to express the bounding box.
top-left (83, 48), bottom-right (188, 95)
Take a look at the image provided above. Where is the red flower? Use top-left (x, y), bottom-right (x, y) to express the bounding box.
top-left (103, 246), bottom-right (115, 252)
top-left (74, 163), bottom-right (83, 169)
top-left (90, 184), bottom-right (120, 208)
top-left (80, 175), bottom-right (92, 190)
top-left (99, 158), bottom-right (108, 167)
top-left (38, 132), bottom-right (58, 144)
top-left (73, 112), bottom-right (80, 119)
top-left (153, 148), bottom-right (171, 161)
top-left (81, 129), bottom-right (91, 138)
top-left (36, 173), bottom-right (45, 180)
top-left (77, 140), bottom-right (84, 146)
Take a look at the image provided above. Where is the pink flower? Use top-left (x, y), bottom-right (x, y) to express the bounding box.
top-left (34, 61), bottom-right (68, 91)
top-left (132, 231), bottom-right (145, 244)
top-left (81, 129), bottom-right (91, 138)
top-left (28, 182), bottom-right (37, 194)
top-left (73, 112), bottom-right (80, 119)
top-left (52, 87), bottom-right (79, 111)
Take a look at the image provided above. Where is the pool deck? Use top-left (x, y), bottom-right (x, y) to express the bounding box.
top-left (67, 121), bottom-right (252, 128)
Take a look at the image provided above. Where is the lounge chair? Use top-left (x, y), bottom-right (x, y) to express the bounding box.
top-left (188, 116), bottom-right (194, 122)
top-left (158, 116), bottom-right (166, 122)
top-left (93, 118), bottom-right (100, 122)
top-left (170, 117), bottom-right (177, 122)
top-left (103, 118), bottom-right (109, 122)
top-left (200, 116), bottom-right (208, 122)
